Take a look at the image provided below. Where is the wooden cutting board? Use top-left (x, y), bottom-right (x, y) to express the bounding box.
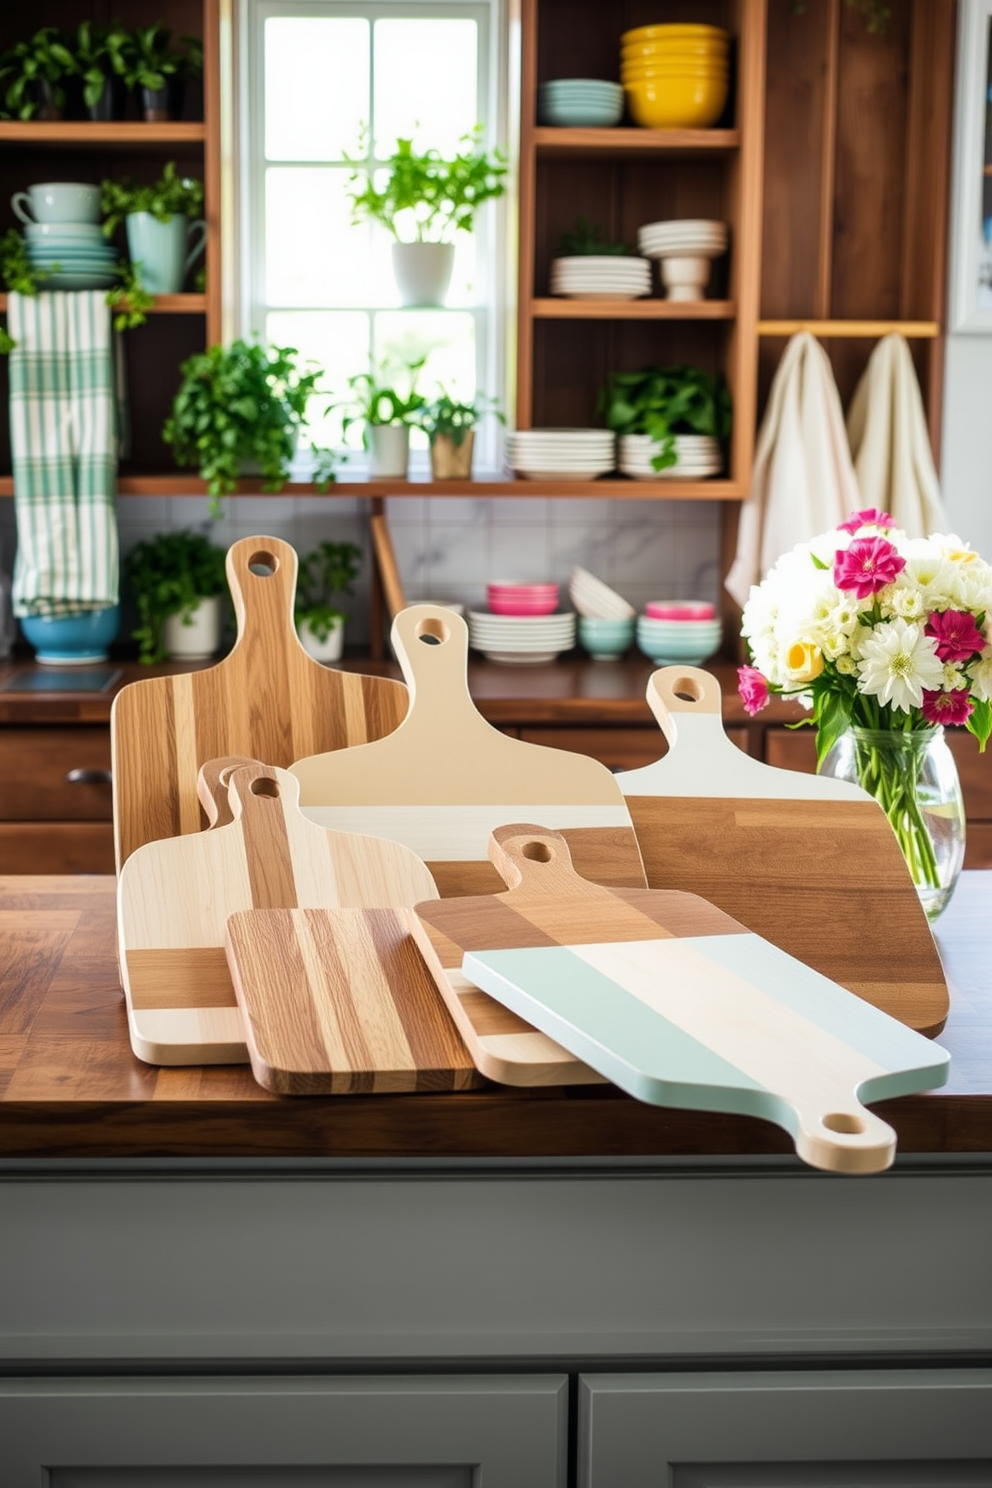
top-left (117, 760), bottom-right (442, 1066)
top-left (425, 826), bottom-right (949, 1174)
top-left (225, 906), bottom-right (478, 1095)
top-left (290, 604), bottom-right (646, 897)
top-left (615, 667), bottom-right (949, 1036)
top-left (111, 536), bottom-right (409, 869)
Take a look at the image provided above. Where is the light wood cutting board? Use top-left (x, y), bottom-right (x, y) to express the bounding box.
top-left (225, 906), bottom-right (478, 1095)
top-left (111, 536), bottom-right (409, 869)
top-left (290, 604), bottom-right (646, 896)
top-left (430, 826), bottom-right (949, 1174)
top-left (117, 760), bottom-right (442, 1066)
top-left (615, 667), bottom-right (949, 1036)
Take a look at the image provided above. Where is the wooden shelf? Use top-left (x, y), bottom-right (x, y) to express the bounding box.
top-left (0, 293), bottom-right (206, 314)
top-left (0, 475), bottom-right (744, 500)
top-left (533, 297), bottom-right (735, 320)
top-left (758, 319), bottom-right (940, 339)
top-left (533, 126), bottom-right (740, 157)
top-left (0, 122), bottom-right (206, 149)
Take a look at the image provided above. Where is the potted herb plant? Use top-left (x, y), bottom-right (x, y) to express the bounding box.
top-left (340, 361), bottom-right (426, 478)
top-left (101, 162), bottom-right (205, 295)
top-left (124, 23), bottom-right (186, 121)
top-left (598, 364), bottom-right (731, 473)
top-left (72, 20), bottom-right (132, 121)
top-left (162, 339), bottom-right (324, 516)
top-left (124, 529), bottom-right (228, 665)
top-left (419, 387), bottom-right (502, 479)
top-left (556, 216), bottom-right (631, 257)
top-left (294, 540), bottom-right (362, 663)
top-left (345, 126), bottom-right (507, 306)
top-left (0, 27), bottom-right (75, 120)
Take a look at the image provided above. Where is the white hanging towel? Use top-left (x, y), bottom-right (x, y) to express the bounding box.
top-left (725, 332), bottom-right (860, 609)
top-left (845, 333), bottom-right (948, 539)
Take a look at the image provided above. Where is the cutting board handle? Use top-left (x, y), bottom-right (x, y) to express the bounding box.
top-left (198, 756), bottom-right (265, 828)
top-left (488, 824), bottom-right (621, 904)
top-left (225, 536), bottom-right (305, 657)
top-left (389, 604), bottom-right (490, 740)
top-left (646, 666), bottom-right (734, 751)
top-left (793, 1098), bottom-right (896, 1174)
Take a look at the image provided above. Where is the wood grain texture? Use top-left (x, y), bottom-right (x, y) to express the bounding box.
top-left (117, 762), bottom-right (440, 1066)
top-left (616, 668), bottom-right (949, 1035)
top-left (369, 512), bottom-right (407, 619)
top-left (226, 907), bottom-right (479, 1095)
top-left (0, 875), bottom-right (987, 1158)
top-left (291, 605), bottom-right (646, 896)
top-left (110, 537), bottom-right (409, 867)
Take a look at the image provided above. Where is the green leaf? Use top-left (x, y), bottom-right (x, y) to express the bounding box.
top-left (812, 688), bottom-right (853, 769)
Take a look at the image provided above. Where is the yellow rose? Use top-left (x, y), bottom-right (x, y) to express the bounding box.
top-left (785, 641), bottom-right (824, 682)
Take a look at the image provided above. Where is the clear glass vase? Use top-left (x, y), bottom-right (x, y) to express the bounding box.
top-left (820, 726), bottom-right (966, 920)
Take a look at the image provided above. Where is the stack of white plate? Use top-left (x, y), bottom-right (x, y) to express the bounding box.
top-left (505, 428), bottom-right (616, 481)
top-left (467, 609), bottom-right (577, 665)
top-left (619, 433), bottom-right (723, 480)
top-left (567, 566), bottom-right (636, 619)
top-left (550, 255), bottom-right (652, 300)
top-left (636, 219), bottom-right (728, 300)
top-left (24, 222), bottom-right (118, 290)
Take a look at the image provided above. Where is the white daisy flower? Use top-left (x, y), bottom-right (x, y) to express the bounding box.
top-left (856, 619), bottom-right (945, 713)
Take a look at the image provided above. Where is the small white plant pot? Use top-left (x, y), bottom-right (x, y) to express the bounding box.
top-left (163, 594), bottom-right (222, 661)
top-left (297, 615), bottom-right (345, 663)
top-left (391, 241), bottom-right (455, 307)
top-left (368, 423), bottom-right (410, 479)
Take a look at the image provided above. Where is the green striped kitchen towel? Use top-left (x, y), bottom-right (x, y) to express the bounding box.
top-left (8, 290), bottom-right (120, 618)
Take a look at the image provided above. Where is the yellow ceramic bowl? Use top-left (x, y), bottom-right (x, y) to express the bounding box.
top-left (622, 62), bottom-right (730, 79)
top-left (624, 73), bottom-right (729, 129)
top-left (620, 39), bottom-right (729, 59)
top-left (621, 23), bottom-right (729, 43)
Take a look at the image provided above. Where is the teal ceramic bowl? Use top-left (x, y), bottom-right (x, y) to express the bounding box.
top-left (636, 615), bottom-right (721, 666)
top-left (20, 605), bottom-right (120, 664)
top-left (579, 616), bottom-right (635, 659)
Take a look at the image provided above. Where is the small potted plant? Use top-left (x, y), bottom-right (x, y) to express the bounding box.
top-left (294, 540), bottom-right (362, 663)
top-left (556, 215), bottom-right (631, 258)
top-left (597, 363), bottom-right (731, 474)
top-left (124, 529), bottom-right (228, 665)
top-left (124, 23), bottom-right (186, 121)
top-left (0, 26), bottom-right (75, 120)
top-left (345, 126), bottom-right (507, 306)
top-left (101, 162), bottom-right (205, 295)
top-left (340, 360), bottom-right (425, 478)
top-left (162, 339), bottom-right (324, 515)
top-left (72, 20), bottom-right (133, 121)
top-left (419, 387), bottom-right (502, 479)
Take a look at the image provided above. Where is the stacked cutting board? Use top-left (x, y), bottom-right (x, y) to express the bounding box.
top-left (111, 537), bottom-right (951, 1173)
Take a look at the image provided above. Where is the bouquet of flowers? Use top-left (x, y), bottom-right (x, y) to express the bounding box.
top-left (737, 508), bottom-right (992, 906)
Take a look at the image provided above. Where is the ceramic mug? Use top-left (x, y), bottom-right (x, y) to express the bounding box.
top-left (124, 213), bottom-right (207, 294)
top-left (11, 182), bottom-right (102, 225)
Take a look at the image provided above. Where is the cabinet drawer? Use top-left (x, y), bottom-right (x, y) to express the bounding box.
top-left (0, 729), bottom-right (112, 820)
top-left (519, 727), bottom-right (748, 773)
top-left (0, 823), bottom-right (115, 873)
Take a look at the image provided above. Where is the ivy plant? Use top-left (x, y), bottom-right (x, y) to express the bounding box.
top-left (556, 215), bottom-right (630, 257)
top-left (0, 228), bottom-right (47, 297)
top-left (100, 161), bottom-right (204, 237)
top-left (295, 540), bottom-right (362, 643)
top-left (124, 528), bottom-right (228, 665)
top-left (105, 262), bottom-right (156, 332)
top-left (345, 125), bottom-right (508, 242)
top-left (598, 364), bottom-right (732, 471)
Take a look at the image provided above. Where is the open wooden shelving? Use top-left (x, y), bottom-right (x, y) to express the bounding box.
top-left (0, 293), bottom-right (206, 314)
top-left (0, 122), bottom-right (207, 148)
top-left (533, 126), bottom-right (741, 158)
top-left (0, 474), bottom-right (743, 500)
top-left (533, 298), bottom-right (735, 321)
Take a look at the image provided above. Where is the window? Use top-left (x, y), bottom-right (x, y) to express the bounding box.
top-left (238, 0), bottom-right (507, 475)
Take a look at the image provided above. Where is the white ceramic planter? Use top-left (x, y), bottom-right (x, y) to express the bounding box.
top-left (367, 423), bottom-right (410, 479)
top-left (163, 594), bottom-right (222, 660)
top-left (391, 241), bottom-right (455, 306)
top-left (297, 615), bottom-right (345, 663)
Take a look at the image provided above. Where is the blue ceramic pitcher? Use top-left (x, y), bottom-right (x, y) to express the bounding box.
top-left (125, 212), bottom-right (207, 294)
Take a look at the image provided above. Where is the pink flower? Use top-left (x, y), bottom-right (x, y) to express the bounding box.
top-left (838, 507), bottom-right (897, 534)
top-left (925, 609), bottom-right (986, 663)
top-left (833, 537), bottom-right (906, 598)
top-left (738, 665), bottom-right (769, 715)
top-left (921, 689), bottom-right (975, 727)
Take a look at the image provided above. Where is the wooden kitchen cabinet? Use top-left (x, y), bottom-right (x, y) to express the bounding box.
top-left (0, 724), bottom-right (114, 871)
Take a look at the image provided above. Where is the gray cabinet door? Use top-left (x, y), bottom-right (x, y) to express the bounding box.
top-left (578, 1369), bottom-right (992, 1487)
top-left (0, 1374), bottom-right (566, 1488)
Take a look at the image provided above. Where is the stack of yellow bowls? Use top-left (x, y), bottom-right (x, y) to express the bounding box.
top-left (620, 24), bottom-right (730, 129)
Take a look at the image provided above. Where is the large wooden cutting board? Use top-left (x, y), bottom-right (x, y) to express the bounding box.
top-left (290, 604), bottom-right (646, 896)
top-left (615, 667), bottom-right (949, 1036)
top-left (111, 536), bottom-right (409, 868)
top-left (117, 761), bottom-right (442, 1066)
top-left (421, 826), bottom-right (949, 1174)
top-left (225, 906), bottom-right (478, 1095)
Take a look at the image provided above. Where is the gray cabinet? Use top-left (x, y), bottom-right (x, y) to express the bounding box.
top-left (578, 1369), bottom-right (992, 1488)
top-left (0, 1375), bottom-right (567, 1488)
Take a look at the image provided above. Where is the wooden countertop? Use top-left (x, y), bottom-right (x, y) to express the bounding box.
top-left (0, 872), bottom-right (988, 1160)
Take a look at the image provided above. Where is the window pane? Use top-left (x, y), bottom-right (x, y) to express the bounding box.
top-left (375, 310), bottom-right (477, 448)
top-left (264, 18), bottom-right (369, 161)
top-left (266, 310), bottom-right (371, 446)
top-left (266, 167), bottom-right (394, 307)
top-left (373, 20), bottom-right (478, 158)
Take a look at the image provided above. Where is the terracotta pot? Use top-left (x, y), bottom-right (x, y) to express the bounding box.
top-left (430, 430), bottom-right (475, 479)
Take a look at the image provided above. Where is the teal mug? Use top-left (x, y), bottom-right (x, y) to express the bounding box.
top-left (125, 212), bottom-right (207, 294)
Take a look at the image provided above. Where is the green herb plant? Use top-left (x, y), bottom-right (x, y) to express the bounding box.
top-left (162, 339), bottom-right (324, 515)
top-left (295, 540), bottom-right (362, 644)
top-left (100, 161), bottom-right (204, 237)
top-left (556, 215), bottom-right (630, 257)
top-left (340, 360), bottom-right (426, 448)
top-left (598, 364), bottom-right (731, 472)
top-left (105, 261), bottom-right (155, 332)
top-left (180, 35), bottom-right (204, 83)
top-left (0, 26), bottom-right (75, 119)
top-left (419, 387), bottom-right (502, 447)
top-left (124, 23), bottom-right (184, 91)
top-left (345, 126), bottom-right (508, 242)
top-left (789, 0), bottom-right (890, 33)
top-left (0, 228), bottom-right (47, 297)
top-left (124, 528), bottom-right (228, 665)
top-left (72, 20), bottom-right (133, 111)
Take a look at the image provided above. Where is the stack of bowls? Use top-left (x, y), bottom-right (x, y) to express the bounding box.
top-left (637, 219), bottom-right (728, 300)
top-left (487, 581), bottom-right (559, 617)
top-left (538, 78), bottom-right (624, 128)
top-left (637, 607), bottom-right (723, 665)
top-left (506, 428), bottom-right (616, 481)
top-left (23, 226), bottom-right (117, 291)
top-left (550, 254), bottom-right (651, 300)
top-left (568, 566), bottom-right (636, 620)
top-left (620, 24), bottom-right (731, 129)
top-left (578, 616), bottom-right (636, 660)
top-left (619, 433), bottom-right (723, 480)
top-left (645, 599), bottom-right (716, 621)
top-left (468, 603), bottom-right (576, 665)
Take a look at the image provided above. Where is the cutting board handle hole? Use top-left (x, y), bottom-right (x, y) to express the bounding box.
top-left (673, 676), bottom-right (705, 702)
top-left (249, 777), bottom-right (281, 799)
top-left (822, 1112), bottom-right (865, 1135)
top-left (521, 840), bottom-right (552, 863)
top-left (248, 551), bottom-right (278, 577)
top-left (416, 616), bottom-right (449, 646)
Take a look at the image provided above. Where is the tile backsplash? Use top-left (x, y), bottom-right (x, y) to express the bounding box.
top-left (0, 493), bottom-right (722, 650)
